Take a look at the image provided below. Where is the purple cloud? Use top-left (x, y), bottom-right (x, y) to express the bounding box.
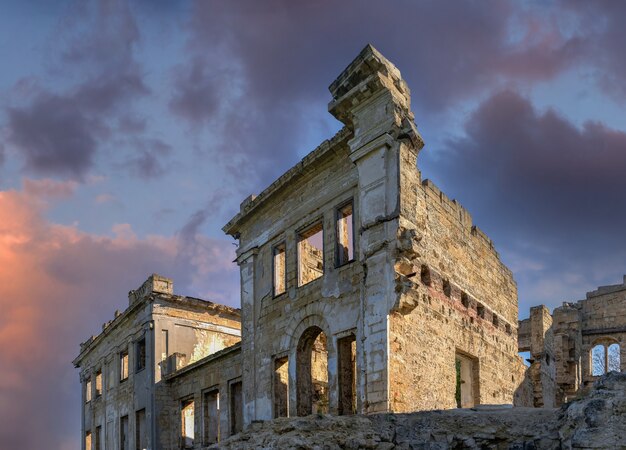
top-left (430, 90), bottom-right (626, 308)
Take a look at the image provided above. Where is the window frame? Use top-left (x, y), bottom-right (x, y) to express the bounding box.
top-left (95, 368), bottom-right (102, 398)
top-left (85, 377), bottom-right (93, 403)
top-left (119, 348), bottom-right (129, 382)
top-left (335, 200), bottom-right (355, 268)
top-left (180, 397), bottom-right (195, 449)
top-left (272, 241), bottom-right (287, 298)
top-left (296, 219), bottom-right (325, 287)
top-left (135, 335), bottom-right (146, 373)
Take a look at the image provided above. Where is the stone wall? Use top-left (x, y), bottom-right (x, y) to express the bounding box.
top-left (73, 275), bottom-right (242, 450)
top-left (215, 372), bottom-right (626, 450)
top-left (223, 44), bottom-right (527, 423)
top-left (155, 344), bottom-right (242, 449)
top-left (388, 141), bottom-right (525, 412)
top-left (225, 133), bottom-right (366, 421)
top-left (521, 275), bottom-right (626, 407)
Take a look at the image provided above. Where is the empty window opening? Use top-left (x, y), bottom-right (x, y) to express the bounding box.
top-left (273, 243), bottom-right (286, 296)
top-left (273, 357), bottom-right (289, 418)
top-left (455, 352), bottom-right (479, 408)
top-left (136, 337), bottom-right (146, 372)
top-left (609, 343), bottom-right (621, 372)
top-left (106, 421), bottom-right (114, 450)
top-left (461, 292), bottom-right (469, 308)
top-left (592, 342), bottom-right (621, 375)
top-left (85, 431), bottom-right (92, 450)
top-left (336, 203), bottom-right (354, 266)
top-left (338, 334), bottom-right (357, 415)
top-left (136, 409), bottom-right (147, 450)
top-left (161, 329), bottom-right (169, 365)
top-left (120, 415), bottom-right (129, 450)
top-left (505, 323), bottom-right (512, 335)
top-left (230, 381), bottom-right (243, 435)
top-left (95, 426), bottom-right (102, 450)
top-left (85, 379), bottom-right (92, 403)
top-left (181, 399), bottom-right (195, 448)
top-left (95, 369), bottom-right (102, 397)
top-left (477, 304), bottom-right (485, 319)
top-left (298, 223), bottom-right (324, 286)
top-left (492, 314), bottom-right (499, 328)
top-left (296, 326), bottom-right (329, 416)
top-left (592, 344), bottom-right (606, 376)
top-left (203, 390), bottom-right (220, 445)
top-left (420, 265), bottom-right (432, 286)
top-left (519, 351), bottom-right (532, 367)
top-left (120, 349), bottom-right (129, 381)
top-left (443, 279), bottom-right (451, 297)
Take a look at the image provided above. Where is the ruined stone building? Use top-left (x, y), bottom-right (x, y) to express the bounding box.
top-left (519, 275), bottom-right (626, 408)
top-left (222, 44), bottom-right (525, 423)
top-left (73, 275), bottom-right (242, 450)
top-left (75, 45), bottom-right (624, 450)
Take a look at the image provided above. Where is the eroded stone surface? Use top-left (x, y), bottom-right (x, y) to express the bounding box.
top-left (216, 372), bottom-right (626, 450)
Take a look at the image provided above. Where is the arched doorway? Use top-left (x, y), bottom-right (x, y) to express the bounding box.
top-left (296, 326), bottom-right (329, 416)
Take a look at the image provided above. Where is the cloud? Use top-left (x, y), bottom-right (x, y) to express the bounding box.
top-left (562, 1), bottom-right (626, 100)
top-left (0, 186), bottom-right (239, 450)
top-left (4, 0), bottom-right (148, 179)
top-left (431, 90), bottom-right (626, 309)
top-left (164, 0), bottom-right (588, 193)
top-left (22, 178), bottom-right (78, 199)
top-left (123, 137), bottom-right (172, 179)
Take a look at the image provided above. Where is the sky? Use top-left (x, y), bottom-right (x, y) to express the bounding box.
top-left (1, 1), bottom-right (625, 448)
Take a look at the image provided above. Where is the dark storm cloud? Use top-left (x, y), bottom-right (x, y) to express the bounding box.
top-left (123, 137), bottom-right (172, 179)
top-left (431, 91), bottom-right (626, 308)
top-left (169, 0), bottom-right (586, 189)
top-left (169, 57), bottom-right (223, 125)
top-left (7, 71), bottom-right (148, 178)
top-left (563, 1), bottom-right (626, 100)
top-left (5, 0), bottom-right (148, 179)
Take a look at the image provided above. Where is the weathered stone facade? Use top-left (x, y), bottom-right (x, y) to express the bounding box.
top-left (73, 275), bottom-right (241, 450)
top-left (75, 45), bottom-right (626, 449)
top-left (223, 44), bottom-right (525, 425)
top-left (519, 275), bottom-right (626, 407)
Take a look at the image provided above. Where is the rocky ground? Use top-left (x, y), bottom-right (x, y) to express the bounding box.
top-left (212, 372), bottom-right (626, 449)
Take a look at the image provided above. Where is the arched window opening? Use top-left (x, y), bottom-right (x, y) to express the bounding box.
top-left (296, 326), bottom-right (329, 416)
top-left (608, 343), bottom-right (621, 372)
top-left (592, 344), bottom-right (606, 376)
top-left (592, 341), bottom-right (621, 376)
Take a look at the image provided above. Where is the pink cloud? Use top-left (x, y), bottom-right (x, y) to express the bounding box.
top-left (0, 186), bottom-right (239, 449)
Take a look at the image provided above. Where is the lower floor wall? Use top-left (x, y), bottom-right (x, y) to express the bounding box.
top-left (389, 288), bottom-right (528, 412)
top-left (155, 345), bottom-right (243, 449)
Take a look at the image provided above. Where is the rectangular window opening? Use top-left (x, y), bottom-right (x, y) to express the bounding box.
top-left (230, 381), bottom-right (243, 435)
top-left (95, 425), bottom-right (101, 450)
top-left (203, 390), bottom-right (220, 445)
top-left (85, 379), bottom-right (92, 403)
top-left (337, 335), bottom-right (357, 415)
top-left (161, 329), bottom-right (169, 363)
top-left (135, 409), bottom-right (147, 450)
top-left (477, 304), bottom-right (485, 319)
top-left (273, 243), bottom-right (286, 296)
top-left (273, 357), bottom-right (289, 418)
top-left (181, 399), bottom-right (195, 448)
top-left (120, 415), bottom-right (129, 450)
top-left (95, 369), bottom-right (102, 398)
top-left (120, 349), bottom-right (129, 381)
top-left (85, 431), bottom-right (92, 450)
top-left (298, 222), bottom-right (324, 286)
top-left (455, 351), bottom-right (479, 408)
top-left (336, 203), bottom-right (354, 266)
top-left (136, 337), bottom-right (146, 372)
